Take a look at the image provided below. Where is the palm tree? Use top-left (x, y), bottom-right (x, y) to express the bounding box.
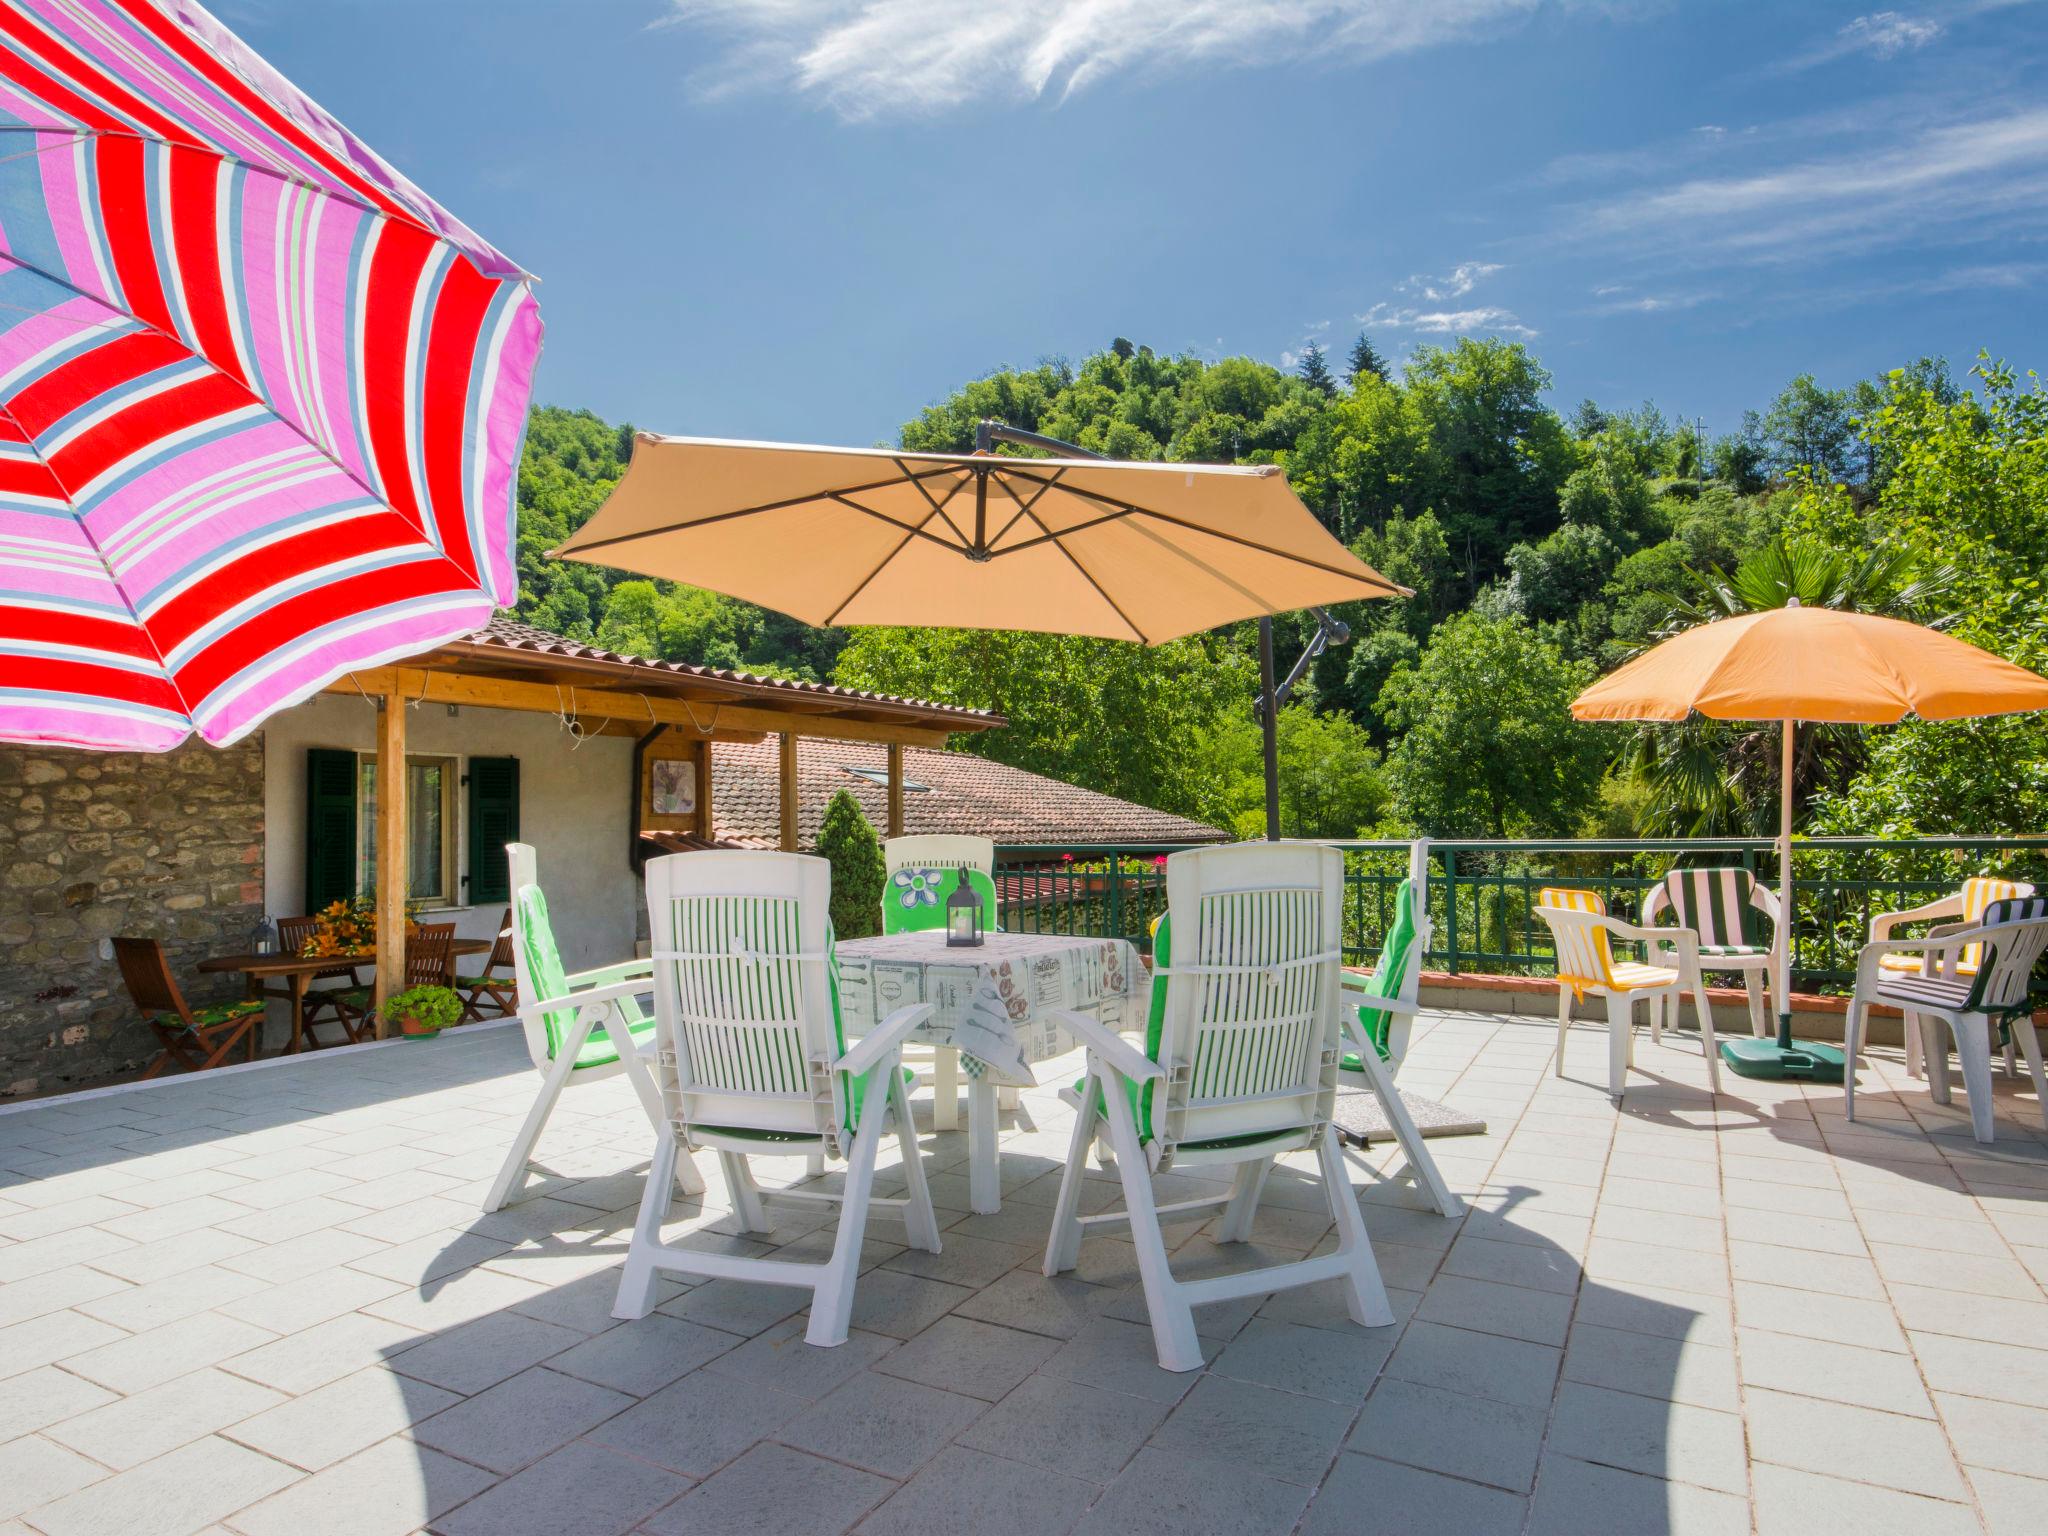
top-left (1621, 538), bottom-right (1956, 835)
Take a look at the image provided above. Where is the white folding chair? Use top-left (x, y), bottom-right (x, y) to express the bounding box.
top-left (613, 851), bottom-right (942, 1348)
top-left (1847, 896), bottom-right (2048, 1144)
top-left (1042, 842), bottom-right (1395, 1372)
top-left (483, 844), bottom-right (705, 1212)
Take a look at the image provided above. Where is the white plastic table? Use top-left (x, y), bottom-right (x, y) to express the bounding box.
top-left (834, 930), bottom-right (1145, 1213)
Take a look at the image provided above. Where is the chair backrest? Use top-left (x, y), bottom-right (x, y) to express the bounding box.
top-left (883, 835), bottom-right (996, 935)
top-left (1356, 876), bottom-right (1429, 1057)
top-left (482, 909), bottom-right (515, 975)
top-left (1536, 887), bottom-right (1615, 991)
top-left (112, 936), bottom-right (185, 1021)
top-left (1647, 868), bottom-right (1765, 950)
top-left (505, 843), bottom-right (568, 1070)
top-left (407, 923), bottom-right (456, 990)
top-left (645, 850), bottom-right (846, 1143)
top-left (1962, 897), bottom-right (2048, 1015)
top-left (1961, 878), bottom-right (2036, 971)
top-left (1151, 842), bottom-right (1346, 1155)
top-left (277, 915), bottom-right (358, 980)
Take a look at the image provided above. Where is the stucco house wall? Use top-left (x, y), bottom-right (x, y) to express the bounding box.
top-left (262, 693), bottom-right (640, 974)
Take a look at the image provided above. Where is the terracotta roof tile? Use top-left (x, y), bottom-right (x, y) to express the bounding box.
top-left (710, 739), bottom-right (1226, 851)
top-left (460, 615), bottom-right (996, 723)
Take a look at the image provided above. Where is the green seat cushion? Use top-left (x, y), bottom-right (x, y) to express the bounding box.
top-left (1353, 877), bottom-right (1420, 1064)
top-left (157, 999), bottom-right (263, 1033)
top-left (457, 972), bottom-right (511, 988)
top-left (883, 867), bottom-right (997, 935)
top-left (571, 1016), bottom-right (658, 1070)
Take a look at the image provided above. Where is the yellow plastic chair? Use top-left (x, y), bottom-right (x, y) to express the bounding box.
top-left (1535, 887), bottom-right (1718, 1096)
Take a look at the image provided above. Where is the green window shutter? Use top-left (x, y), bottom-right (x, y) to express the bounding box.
top-left (466, 757), bottom-right (520, 905)
top-left (305, 747), bottom-right (359, 912)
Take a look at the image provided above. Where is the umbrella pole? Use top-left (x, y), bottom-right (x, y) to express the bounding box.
top-left (1778, 716), bottom-right (1795, 1051)
top-left (1259, 617), bottom-right (1281, 842)
top-left (1720, 715), bottom-right (1844, 1083)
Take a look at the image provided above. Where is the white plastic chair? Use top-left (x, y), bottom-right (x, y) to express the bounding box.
top-left (612, 850), bottom-right (942, 1348)
top-left (1041, 842), bottom-right (1395, 1372)
top-left (1643, 866), bottom-right (1781, 1041)
top-left (882, 833), bottom-right (996, 1134)
top-left (483, 845), bottom-right (706, 1212)
top-left (1336, 842), bottom-right (1463, 1218)
top-left (1870, 877), bottom-right (2035, 1079)
top-left (1846, 895), bottom-right (2048, 1144)
top-left (1535, 887), bottom-right (1718, 1096)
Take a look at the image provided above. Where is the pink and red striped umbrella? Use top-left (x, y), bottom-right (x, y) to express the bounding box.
top-left (0, 0), bottom-right (540, 751)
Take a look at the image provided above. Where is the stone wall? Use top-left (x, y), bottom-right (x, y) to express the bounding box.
top-left (0, 737), bottom-right (263, 1098)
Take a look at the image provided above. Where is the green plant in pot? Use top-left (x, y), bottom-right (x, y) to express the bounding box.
top-left (386, 985), bottom-right (462, 1038)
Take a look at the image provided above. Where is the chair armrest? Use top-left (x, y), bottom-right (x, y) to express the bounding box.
top-left (517, 976), bottom-right (651, 1027)
top-left (565, 958), bottom-right (654, 988)
top-left (1337, 974), bottom-right (1422, 1016)
top-left (1870, 894), bottom-right (1962, 941)
top-left (1053, 1009), bottom-right (1164, 1085)
top-left (1855, 934), bottom-right (1978, 986)
top-left (834, 1002), bottom-right (936, 1078)
top-left (1605, 918), bottom-right (1696, 955)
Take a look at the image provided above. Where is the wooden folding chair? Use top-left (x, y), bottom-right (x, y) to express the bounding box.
top-left (274, 914), bottom-right (370, 1047)
top-left (457, 909), bottom-right (519, 1022)
top-left (113, 937), bottom-right (263, 1078)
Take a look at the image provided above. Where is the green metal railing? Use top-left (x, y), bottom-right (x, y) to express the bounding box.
top-left (993, 837), bottom-right (2048, 992)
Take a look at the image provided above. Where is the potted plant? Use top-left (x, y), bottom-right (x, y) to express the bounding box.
top-left (385, 984), bottom-right (462, 1038)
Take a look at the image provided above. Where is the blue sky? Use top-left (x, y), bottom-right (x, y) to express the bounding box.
top-left (235, 0), bottom-right (2045, 446)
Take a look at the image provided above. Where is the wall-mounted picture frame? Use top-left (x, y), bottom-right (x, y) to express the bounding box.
top-left (643, 753), bottom-right (700, 835)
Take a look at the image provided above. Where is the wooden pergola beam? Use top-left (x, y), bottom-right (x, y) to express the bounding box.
top-left (779, 733), bottom-right (799, 851)
top-left (886, 742), bottom-right (905, 838)
top-left (332, 668), bottom-right (959, 748)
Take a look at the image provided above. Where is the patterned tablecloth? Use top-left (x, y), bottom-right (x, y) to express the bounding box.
top-left (833, 931), bottom-right (1146, 1089)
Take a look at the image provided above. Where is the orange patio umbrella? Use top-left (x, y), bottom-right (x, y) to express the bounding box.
top-left (1572, 599), bottom-right (2048, 1080)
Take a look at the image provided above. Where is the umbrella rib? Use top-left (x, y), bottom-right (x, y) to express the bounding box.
top-left (993, 463), bottom-right (1408, 594)
top-left (981, 465), bottom-right (1068, 551)
top-left (560, 463), bottom-right (966, 557)
top-left (888, 469), bottom-right (977, 549)
top-left (1014, 502), bottom-right (1151, 645)
top-left (0, 397), bottom-right (193, 718)
top-left (827, 491), bottom-right (968, 553)
top-left (822, 498), bottom-right (956, 627)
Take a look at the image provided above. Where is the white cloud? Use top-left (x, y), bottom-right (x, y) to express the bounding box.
top-left (1359, 301), bottom-right (1535, 339)
top-left (1399, 261), bottom-right (1502, 300)
top-left (661, 1), bottom-right (1612, 117)
top-left (1840, 11), bottom-right (1945, 56)
top-left (1569, 104), bottom-right (2048, 261)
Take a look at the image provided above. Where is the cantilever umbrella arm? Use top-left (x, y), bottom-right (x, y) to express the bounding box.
top-left (974, 422), bottom-right (1346, 841)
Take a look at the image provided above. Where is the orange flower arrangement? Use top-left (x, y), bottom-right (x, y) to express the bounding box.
top-left (299, 895), bottom-right (422, 958)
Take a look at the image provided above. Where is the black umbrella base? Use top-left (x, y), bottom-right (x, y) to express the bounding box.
top-left (1721, 1037), bottom-right (1846, 1083)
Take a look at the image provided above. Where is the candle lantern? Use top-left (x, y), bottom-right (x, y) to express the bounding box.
top-left (945, 868), bottom-right (984, 948)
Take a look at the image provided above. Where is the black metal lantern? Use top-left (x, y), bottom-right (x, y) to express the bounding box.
top-left (945, 868), bottom-right (984, 948)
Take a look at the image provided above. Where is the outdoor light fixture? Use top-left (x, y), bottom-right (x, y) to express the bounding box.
top-left (946, 869), bottom-right (984, 948)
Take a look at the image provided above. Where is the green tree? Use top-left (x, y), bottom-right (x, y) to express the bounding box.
top-left (1760, 374), bottom-right (1857, 484)
top-left (1378, 612), bottom-right (1607, 836)
top-left (1401, 338), bottom-right (1576, 585)
top-left (1297, 341), bottom-right (1337, 397)
top-left (1346, 332), bottom-right (1388, 384)
top-left (816, 790), bottom-right (885, 940)
top-left (1189, 706), bottom-right (1394, 840)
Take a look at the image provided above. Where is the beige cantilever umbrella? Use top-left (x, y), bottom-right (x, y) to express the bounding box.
top-left (551, 435), bottom-right (1405, 645)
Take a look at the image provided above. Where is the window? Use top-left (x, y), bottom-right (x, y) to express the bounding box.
top-left (304, 749), bottom-right (521, 914)
top-left (359, 756), bottom-right (459, 907)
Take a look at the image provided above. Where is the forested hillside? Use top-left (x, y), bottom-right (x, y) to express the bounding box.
top-left (512, 337), bottom-right (2048, 842)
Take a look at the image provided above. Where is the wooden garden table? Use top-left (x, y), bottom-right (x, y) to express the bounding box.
top-left (833, 930), bottom-right (1145, 1214)
top-left (199, 939), bottom-right (491, 1053)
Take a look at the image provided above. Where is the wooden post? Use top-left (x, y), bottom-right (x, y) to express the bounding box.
top-left (886, 742), bottom-right (905, 839)
top-left (779, 732), bottom-right (799, 851)
top-left (695, 738), bottom-right (715, 842)
top-left (374, 688), bottom-right (407, 1038)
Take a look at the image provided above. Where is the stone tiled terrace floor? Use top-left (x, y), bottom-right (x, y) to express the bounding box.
top-left (1, 1009), bottom-right (2046, 1536)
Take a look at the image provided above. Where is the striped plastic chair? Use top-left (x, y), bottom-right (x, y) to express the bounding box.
top-left (1535, 887), bottom-right (1719, 1096)
top-left (1870, 877), bottom-right (2035, 1079)
top-left (1643, 867), bottom-right (1780, 1040)
top-left (1042, 842), bottom-right (1395, 1372)
top-left (613, 850), bottom-right (941, 1348)
top-left (1847, 896), bottom-right (2048, 1143)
